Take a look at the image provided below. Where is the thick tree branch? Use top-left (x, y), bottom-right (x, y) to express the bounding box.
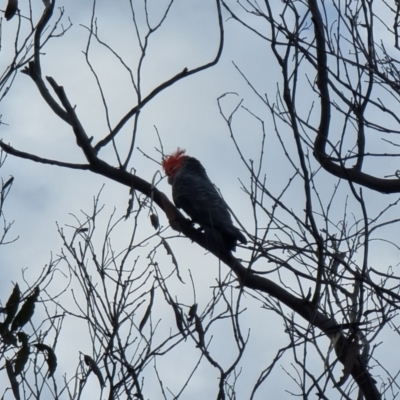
top-left (0, 142), bottom-right (90, 170)
top-left (0, 127), bottom-right (379, 398)
top-left (46, 77), bottom-right (97, 161)
top-left (309, 0), bottom-right (400, 195)
top-left (1, 1), bottom-right (382, 398)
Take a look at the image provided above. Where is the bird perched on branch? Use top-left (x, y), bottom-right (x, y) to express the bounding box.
top-left (162, 149), bottom-right (247, 252)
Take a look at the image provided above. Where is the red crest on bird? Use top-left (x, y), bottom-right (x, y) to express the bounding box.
top-left (162, 148), bottom-right (187, 180)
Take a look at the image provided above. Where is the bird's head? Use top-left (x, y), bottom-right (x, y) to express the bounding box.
top-left (162, 148), bottom-right (187, 184)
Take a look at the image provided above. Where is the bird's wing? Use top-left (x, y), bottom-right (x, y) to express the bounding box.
top-left (172, 172), bottom-right (233, 229)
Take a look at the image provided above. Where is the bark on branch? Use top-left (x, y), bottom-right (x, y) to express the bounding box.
top-left (309, 0), bottom-right (400, 195)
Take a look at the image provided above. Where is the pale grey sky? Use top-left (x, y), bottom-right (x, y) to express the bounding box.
top-left (1, 0), bottom-right (399, 399)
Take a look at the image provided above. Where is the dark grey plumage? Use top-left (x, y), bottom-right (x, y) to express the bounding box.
top-left (168, 156), bottom-right (247, 252)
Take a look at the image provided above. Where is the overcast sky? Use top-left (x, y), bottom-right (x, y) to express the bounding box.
top-left (1, 0), bottom-right (399, 399)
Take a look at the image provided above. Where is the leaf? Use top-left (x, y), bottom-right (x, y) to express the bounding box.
top-left (334, 338), bottom-right (360, 387)
top-left (187, 303), bottom-right (197, 322)
top-left (170, 301), bottom-right (186, 338)
top-left (34, 343), bottom-right (57, 378)
top-left (0, 327), bottom-right (17, 346)
top-left (194, 315), bottom-right (205, 348)
top-left (84, 354), bottom-right (105, 388)
top-left (4, 284), bottom-right (20, 327)
top-left (2, 176), bottom-right (14, 191)
top-left (4, 0), bottom-right (18, 21)
top-left (6, 360), bottom-right (20, 400)
top-left (125, 187), bottom-right (135, 219)
top-left (17, 332), bottom-right (28, 346)
top-left (161, 239), bottom-right (184, 283)
top-left (139, 286), bottom-right (154, 332)
top-left (14, 341), bottom-right (30, 376)
top-left (11, 287), bottom-right (40, 331)
top-left (150, 213), bottom-right (159, 230)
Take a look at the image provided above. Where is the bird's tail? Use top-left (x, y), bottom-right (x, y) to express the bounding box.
top-left (225, 226), bottom-right (247, 246)
top-left (203, 225), bottom-right (247, 253)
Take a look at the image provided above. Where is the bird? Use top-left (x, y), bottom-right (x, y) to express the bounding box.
top-left (162, 149), bottom-right (247, 252)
